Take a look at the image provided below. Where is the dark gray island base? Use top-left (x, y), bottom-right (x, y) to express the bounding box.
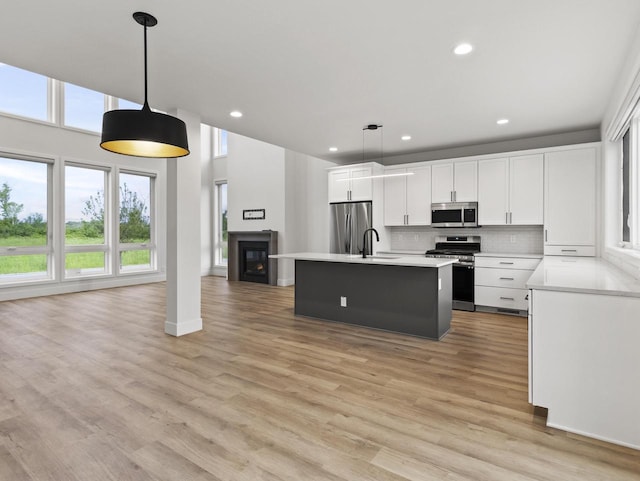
top-left (294, 260), bottom-right (452, 340)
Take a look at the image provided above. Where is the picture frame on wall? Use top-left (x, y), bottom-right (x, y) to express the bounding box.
top-left (243, 209), bottom-right (265, 220)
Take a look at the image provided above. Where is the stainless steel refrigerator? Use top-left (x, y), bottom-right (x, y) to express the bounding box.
top-left (330, 201), bottom-right (373, 255)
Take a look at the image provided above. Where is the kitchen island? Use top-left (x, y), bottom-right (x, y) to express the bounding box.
top-left (271, 253), bottom-right (455, 340)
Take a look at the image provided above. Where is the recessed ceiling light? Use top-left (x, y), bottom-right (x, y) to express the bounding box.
top-left (401, 135), bottom-right (412, 141)
top-left (329, 147), bottom-right (338, 152)
top-left (496, 118), bottom-right (510, 125)
top-left (454, 43), bottom-right (473, 55)
top-left (230, 110), bottom-right (243, 118)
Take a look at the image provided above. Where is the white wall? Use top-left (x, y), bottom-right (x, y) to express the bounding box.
top-left (200, 125), bottom-right (214, 275)
top-left (279, 150), bottom-right (335, 284)
top-left (209, 132), bottom-right (335, 285)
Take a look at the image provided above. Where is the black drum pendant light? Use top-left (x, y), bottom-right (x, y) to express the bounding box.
top-left (100, 12), bottom-right (189, 158)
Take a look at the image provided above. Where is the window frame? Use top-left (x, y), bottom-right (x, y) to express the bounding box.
top-left (60, 81), bottom-right (109, 134)
top-left (0, 63), bottom-right (52, 123)
top-left (0, 152), bottom-right (55, 284)
top-left (116, 169), bottom-right (157, 274)
top-left (621, 118), bottom-right (640, 250)
top-left (214, 180), bottom-right (228, 267)
top-left (631, 119), bottom-right (640, 249)
top-left (63, 162), bottom-right (112, 279)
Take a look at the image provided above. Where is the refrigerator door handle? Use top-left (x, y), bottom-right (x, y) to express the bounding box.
top-left (345, 212), bottom-right (351, 252)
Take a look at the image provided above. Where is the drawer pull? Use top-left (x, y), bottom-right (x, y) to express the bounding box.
top-left (499, 262), bottom-right (514, 265)
top-left (500, 296), bottom-right (515, 301)
top-left (561, 249), bottom-right (577, 253)
top-left (499, 277), bottom-right (514, 280)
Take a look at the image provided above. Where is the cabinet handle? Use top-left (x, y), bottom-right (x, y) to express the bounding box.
top-left (505, 212), bottom-right (508, 224)
top-left (450, 191), bottom-right (453, 202)
top-left (561, 249), bottom-right (577, 253)
top-left (545, 229), bottom-right (548, 242)
top-left (500, 297), bottom-right (515, 301)
top-left (454, 191), bottom-right (457, 202)
top-left (509, 212), bottom-right (513, 224)
top-left (499, 262), bottom-right (514, 265)
top-left (499, 277), bottom-right (514, 280)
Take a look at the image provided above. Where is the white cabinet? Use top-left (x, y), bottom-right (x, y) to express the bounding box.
top-left (530, 288), bottom-right (640, 447)
top-left (474, 255), bottom-right (541, 315)
top-left (544, 148), bottom-right (596, 256)
top-left (384, 166), bottom-right (431, 226)
top-left (328, 165), bottom-right (373, 202)
top-left (478, 154), bottom-right (543, 225)
top-left (431, 161), bottom-right (477, 203)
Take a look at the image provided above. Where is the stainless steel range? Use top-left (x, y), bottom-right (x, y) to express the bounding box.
top-left (425, 236), bottom-right (480, 311)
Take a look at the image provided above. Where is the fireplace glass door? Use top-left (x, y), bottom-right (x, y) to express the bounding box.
top-left (239, 241), bottom-right (269, 283)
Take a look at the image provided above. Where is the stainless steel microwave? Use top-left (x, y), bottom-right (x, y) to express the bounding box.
top-left (431, 202), bottom-right (478, 228)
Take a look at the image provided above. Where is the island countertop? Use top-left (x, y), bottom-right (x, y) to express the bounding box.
top-left (270, 252), bottom-right (455, 268)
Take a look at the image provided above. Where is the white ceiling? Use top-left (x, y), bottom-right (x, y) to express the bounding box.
top-left (1, 1), bottom-right (640, 163)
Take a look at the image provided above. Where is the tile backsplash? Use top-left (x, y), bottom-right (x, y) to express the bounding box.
top-left (389, 225), bottom-right (544, 254)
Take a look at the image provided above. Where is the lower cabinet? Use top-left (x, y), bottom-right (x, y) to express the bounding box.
top-left (474, 255), bottom-right (541, 315)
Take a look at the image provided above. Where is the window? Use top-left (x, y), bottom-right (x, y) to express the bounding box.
top-left (117, 98), bottom-right (142, 110)
top-left (215, 181), bottom-right (228, 266)
top-left (0, 155), bottom-right (52, 282)
top-left (621, 118), bottom-right (640, 249)
top-left (0, 63), bottom-right (49, 121)
top-left (63, 82), bottom-right (106, 132)
top-left (64, 164), bottom-right (109, 278)
top-left (119, 172), bottom-right (155, 272)
top-left (214, 128), bottom-right (228, 157)
top-left (622, 129), bottom-right (631, 243)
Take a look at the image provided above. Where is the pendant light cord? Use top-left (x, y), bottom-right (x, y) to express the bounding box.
top-left (143, 17), bottom-right (149, 110)
top-left (362, 124), bottom-right (383, 163)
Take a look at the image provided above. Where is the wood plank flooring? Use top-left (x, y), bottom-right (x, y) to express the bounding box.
top-left (0, 277), bottom-right (638, 480)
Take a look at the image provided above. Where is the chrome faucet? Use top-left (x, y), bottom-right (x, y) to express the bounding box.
top-left (362, 228), bottom-right (380, 258)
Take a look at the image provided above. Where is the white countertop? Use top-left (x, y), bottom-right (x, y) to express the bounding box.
top-left (527, 256), bottom-right (640, 298)
top-left (376, 250), bottom-right (426, 256)
top-left (270, 252), bottom-right (455, 268)
top-left (475, 252), bottom-right (543, 259)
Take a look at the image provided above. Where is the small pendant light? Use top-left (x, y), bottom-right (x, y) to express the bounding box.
top-left (100, 12), bottom-right (189, 158)
top-left (362, 123), bottom-right (383, 163)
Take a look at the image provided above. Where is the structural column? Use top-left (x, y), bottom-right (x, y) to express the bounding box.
top-left (165, 109), bottom-right (202, 336)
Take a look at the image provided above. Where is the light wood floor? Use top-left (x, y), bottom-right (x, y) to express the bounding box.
top-left (0, 277), bottom-right (638, 481)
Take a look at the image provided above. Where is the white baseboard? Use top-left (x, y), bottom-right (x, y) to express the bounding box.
top-left (210, 265), bottom-right (228, 278)
top-left (0, 273), bottom-right (166, 302)
top-left (164, 317), bottom-right (203, 337)
top-left (546, 420), bottom-right (640, 451)
top-left (277, 278), bottom-right (295, 287)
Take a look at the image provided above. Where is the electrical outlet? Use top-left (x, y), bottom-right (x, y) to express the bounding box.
top-left (510, 235), bottom-right (517, 243)
top-left (340, 296), bottom-right (347, 307)
top-left (414, 234), bottom-right (420, 242)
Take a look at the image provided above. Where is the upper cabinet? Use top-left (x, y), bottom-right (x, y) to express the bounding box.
top-left (328, 165), bottom-right (373, 202)
top-left (431, 161), bottom-right (477, 203)
top-left (384, 165), bottom-right (431, 226)
top-left (478, 154), bottom-right (543, 225)
top-left (544, 147), bottom-right (597, 256)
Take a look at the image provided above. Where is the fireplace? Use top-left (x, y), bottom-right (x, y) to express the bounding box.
top-left (239, 241), bottom-right (269, 284)
top-left (227, 230), bottom-right (278, 285)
